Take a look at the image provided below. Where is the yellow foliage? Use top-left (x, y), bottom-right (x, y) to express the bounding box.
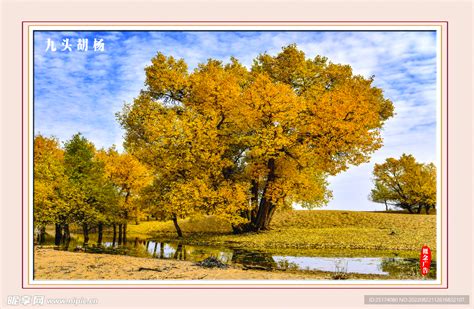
top-left (33, 135), bottom-right (65, 225)
top-left (118, 44), bottom-right (394, 230)
top-left (97, 147), bottom-right (153, 222)
top-left (371, 154), bottom-right (436, 213)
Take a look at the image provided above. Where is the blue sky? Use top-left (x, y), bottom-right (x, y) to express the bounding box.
top-left (33, 30), bottom-right (438, 211)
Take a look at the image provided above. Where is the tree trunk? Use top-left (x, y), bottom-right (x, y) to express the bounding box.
top-left (425, 205), bottom-right (431, 214)
top-left (254, 158), bottom-right (276, 231)
top-left (35, 227), bottom-right (40, 244)
top-left (407, 205), bottom-right (414, 214)
top-left (254, 197), bottom-right (270, 231)
top-left (174, 244), bottom-right (183, 259)
top-left (112, 224), bottom-right (117, 246)
top-left (160, 242), bottom-right (165, 258)
top-left (122, 223), bottom-right (127, 244)
top-left (118, 224), bottom-right (123, 245)
top-left (63, 237), bottom-right (71, 250)
top-left (39, 226), bottom-right (46, 244)
top-left (62, 224), bottom-right (70, 242)
top-left (112, 223), bottom-right (117, 247)
top-left (250, 179), bottom-right (259, 220)
top-left (54, 223), bottom-right (62, 246)
top-left (232, 159), bottom-right (278, 233)
top-left (384, 201), bottom-right (388, 211)
top-left (61, 224), bottom-right (71, 249)
top-left (172, 215), bottom-right (183, 238)
top-left (264, 204), bottom-right (277, 229)
top-left (417, 205), bottom-right (423, 214)
top-left (152, 242), bottom-right (158, 257)
top-left (97, 223), bottom-right (103, 245)
top-left (82, 223), bottom-right (89, 247)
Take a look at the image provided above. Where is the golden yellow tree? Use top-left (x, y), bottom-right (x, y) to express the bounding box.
top-left (97, 147), bottom-right (153, 241)
top-left (370, 154), bottom-right (436, 214)
top-left (119, 44), bottom-right (394, 233)
top-left (33, 135), bottom-right (66, 243)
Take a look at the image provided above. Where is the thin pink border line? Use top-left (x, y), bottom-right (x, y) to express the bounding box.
top-left (22, 21), bottom-right (449, 290)
top-left (445, 21), bottom-right (449, 289)
top-left (22, 20), bottom-right (449, 23)
top-left (21, 20), bottom-right (25, 290)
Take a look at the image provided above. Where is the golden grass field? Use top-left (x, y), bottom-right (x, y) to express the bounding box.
top-left (127, 210), bottom-right (436, 257)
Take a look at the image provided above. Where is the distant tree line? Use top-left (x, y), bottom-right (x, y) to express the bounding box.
top-left (34, 133), bottom-right (152, 246)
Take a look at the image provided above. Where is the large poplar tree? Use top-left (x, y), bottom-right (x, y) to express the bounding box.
top-left (119, 44), bottom-right (394, 233)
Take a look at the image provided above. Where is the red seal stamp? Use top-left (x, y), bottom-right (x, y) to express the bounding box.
top-left (420, 244), bottom-right (431, 276)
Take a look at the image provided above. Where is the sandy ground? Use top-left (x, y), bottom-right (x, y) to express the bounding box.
top-left (34, 248), bottom-right (345, 280)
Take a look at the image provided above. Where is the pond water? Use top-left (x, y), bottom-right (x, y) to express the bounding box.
top-left (43, 235), bottom-right (436, 279)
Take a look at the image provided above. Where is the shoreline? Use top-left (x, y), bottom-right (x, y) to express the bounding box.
top-left (34, 248), bottom-right (394, 281)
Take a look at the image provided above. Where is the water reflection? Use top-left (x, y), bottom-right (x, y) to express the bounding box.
top-left (43, 235), bottom-right (436, 278)
top-left (273, 256), bottom-right (387, 275)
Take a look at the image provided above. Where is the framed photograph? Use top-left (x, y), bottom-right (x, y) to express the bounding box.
top-left (1, 0), bottom-right (472, 308)
top-left (25, 21), bottom-right (447, 288)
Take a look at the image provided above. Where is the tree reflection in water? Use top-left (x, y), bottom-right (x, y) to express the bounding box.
top-left (380, 257), bottom-right (437, 279)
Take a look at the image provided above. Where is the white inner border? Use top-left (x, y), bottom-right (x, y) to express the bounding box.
top-left (27, 23), bottom-right (445, 287)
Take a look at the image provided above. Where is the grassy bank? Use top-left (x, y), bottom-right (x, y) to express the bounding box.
top-left (126, 210), bottom-right (436, 256)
